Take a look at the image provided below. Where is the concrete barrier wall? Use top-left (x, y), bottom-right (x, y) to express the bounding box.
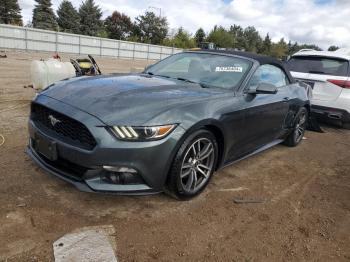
top-left (0, 24), bottom-right (182, 59)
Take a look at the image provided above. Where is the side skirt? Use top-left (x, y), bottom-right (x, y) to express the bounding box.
top-left (220, 139), bottom-right (284, 170)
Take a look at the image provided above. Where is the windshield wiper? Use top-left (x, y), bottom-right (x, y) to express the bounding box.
top-left (176, 77), bottom-right (197, 84)
top-left (176, 77), bottom-right (214, 88)
top-left (145, 72), bottom-right (171, 78)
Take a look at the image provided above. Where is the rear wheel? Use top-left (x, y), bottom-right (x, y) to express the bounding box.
top-left (166, 129), bottom-right (218, 200)
top-left (284, 107), bottom-right (308, 147)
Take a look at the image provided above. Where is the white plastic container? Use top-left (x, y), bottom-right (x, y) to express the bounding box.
top-left (30, 59), bottom-right (76, 90)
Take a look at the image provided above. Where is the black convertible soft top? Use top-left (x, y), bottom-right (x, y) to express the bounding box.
top-left (194, 49), bottom-right (295, 83)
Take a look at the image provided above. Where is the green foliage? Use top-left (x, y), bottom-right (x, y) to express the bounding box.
top-left (229, 25), bottom-right (245, 50)
top-left (287, 42), bottom-right (322, 55)
top-left (27, 2), bottom-right (328, 59)
top-left (134, 12), bottom-right (168, 45)
top-left (194, 28), bottom-right (206, 47)
top-left (163, 27), bottom-right (196, 49)
top-left (57, 0), bottom-right (79, 33)
top-left (207, 26), bottom-right (234, 48)
top-left (32, 0), bottom-right (58, 30)
top-left (0, 0), bottom-right (23, 26)
top-left (328, 45), bottom-right (339, 51)
top-left (298, 44), bottom-right (322, 51)
top-left (105, 11), bottom-right (134, 40)
top-left (243, 26), bottom-right (262, 52)
top-left (79, 0), bottom-right (102, 36)
top-left (260, 34), bottom-right (272, 55)
top-left (270, 38), bottom-right (288, 59)
top-left (97, 29), bottom-right (108, 38)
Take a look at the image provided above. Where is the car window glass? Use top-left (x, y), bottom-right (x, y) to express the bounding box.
top-left (158, 56), bottom-right (191, 73)
top-left (287, 56), bottom-right (349, 76)
top-left (248, 64), bottom-right (287, 89)
top-left (147, 52), bottom-right (252, 90)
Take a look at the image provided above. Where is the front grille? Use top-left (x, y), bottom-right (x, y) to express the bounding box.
top-left (31, 103), bottom-right (97, 150)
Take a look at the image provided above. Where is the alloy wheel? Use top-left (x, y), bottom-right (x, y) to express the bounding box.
top-left (180, 138), bottom-right (215, 193)
top-left (294, 111), bottom-right (307, 143)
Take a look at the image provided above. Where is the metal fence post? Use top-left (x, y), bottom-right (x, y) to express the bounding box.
top-left (25, 28), bottom-right (28, 51)
top-left (147, 44), bottom-right (150, 61)
top-left (117, 40), bottom-right (120, 58)
top-left (55, 31), bottom-right (58, 52)
top-left (78, 35), bottom-right (81, 55)
top-left (132, 43), bottom-right (135, 60)
top-left (100, 38), bottom-right (102, 57)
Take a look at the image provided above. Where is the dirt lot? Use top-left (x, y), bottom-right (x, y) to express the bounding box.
top-left (0, 51), bottom-right (349, 262)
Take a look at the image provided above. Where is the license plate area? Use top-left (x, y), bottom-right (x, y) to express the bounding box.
top-left (34, 133), bottom-right (58, 161)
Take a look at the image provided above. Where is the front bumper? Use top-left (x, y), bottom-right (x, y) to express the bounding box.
top-left (27, 98), bottom-right (185, 195)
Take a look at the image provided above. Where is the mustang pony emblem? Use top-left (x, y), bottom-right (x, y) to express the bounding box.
top-left (48, 115), bottom-right (61, 126)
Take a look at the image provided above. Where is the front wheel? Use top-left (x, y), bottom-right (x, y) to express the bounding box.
top-left (284, 107), bottom-right (308, 147)
top-left (166, 129), bottom-right (218, 200)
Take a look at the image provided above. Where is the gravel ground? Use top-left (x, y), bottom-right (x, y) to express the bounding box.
top-left (0, 51), bottom-right (349, 262)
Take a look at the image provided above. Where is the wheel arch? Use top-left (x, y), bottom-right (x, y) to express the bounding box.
top-left (180, 119), bottom-right (226, 170)
top-left (304, 103), bottom-right (311, 114)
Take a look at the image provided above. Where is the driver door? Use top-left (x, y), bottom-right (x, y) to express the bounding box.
top-left (230, 64), bottom-right (291, 159)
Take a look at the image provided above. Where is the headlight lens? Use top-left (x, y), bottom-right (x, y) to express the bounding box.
top-left (110, 124), bottom-right (177, 141)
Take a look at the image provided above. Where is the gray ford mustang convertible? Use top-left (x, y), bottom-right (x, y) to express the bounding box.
top-left (27, 50), bottom-right (310, 199)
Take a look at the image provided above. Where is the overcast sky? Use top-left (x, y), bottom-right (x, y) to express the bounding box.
top-left (18, 0), bottom-right (350, 49)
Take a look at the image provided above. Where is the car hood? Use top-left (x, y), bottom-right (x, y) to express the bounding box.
top-left (41, 74), bottom-right (226, 125)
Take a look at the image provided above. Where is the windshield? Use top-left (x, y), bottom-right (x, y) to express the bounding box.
top-left (146, 52), bottom-right (252, 89)
top-left (287, 56), bottom-right (349, 76)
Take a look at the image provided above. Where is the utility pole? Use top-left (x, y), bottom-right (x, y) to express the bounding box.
top-left (148, 6), bottom-right (161, 17)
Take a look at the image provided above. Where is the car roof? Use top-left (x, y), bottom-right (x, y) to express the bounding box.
top-left (189, 49), bottom-right (296, 83)
top-left (291, 49), bottom-right (350, 60)
top-left (197, 49), bottom-right (283, 66)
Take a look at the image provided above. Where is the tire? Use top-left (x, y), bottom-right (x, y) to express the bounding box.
top-left (165, 129), bottom-right (218, 200)
top-left (284, 107), bottom-right (308, 147)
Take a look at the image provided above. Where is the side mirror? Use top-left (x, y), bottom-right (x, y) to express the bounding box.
top-left (144, 64), bottom-right (154, 73)
top-left (248, 82), bottom-right (278, 95)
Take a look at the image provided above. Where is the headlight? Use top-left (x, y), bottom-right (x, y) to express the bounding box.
top-left (110, 124), bottom-right (177, 141)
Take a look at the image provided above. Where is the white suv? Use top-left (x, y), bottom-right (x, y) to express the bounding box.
top-left (287, 49), bottom-right (350, 129)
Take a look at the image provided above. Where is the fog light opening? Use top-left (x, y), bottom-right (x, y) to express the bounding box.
top-left (102, 166), bottom-right (144, 185)
top-left (103, 166), bottom-right (137, 173)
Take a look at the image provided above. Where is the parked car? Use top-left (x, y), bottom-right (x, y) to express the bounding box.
top-left (27, 50), bottom-right (310, 199)
top-left (287, 49), bottom-right (350, 128)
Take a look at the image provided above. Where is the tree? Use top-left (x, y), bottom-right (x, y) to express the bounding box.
top-left (271, 38), bottom-right (288, 59)
top-left (229, 25), bottom-right (245, 50)
top-left (243, 26), bottom-right (262, 53)
top-left (134, 11), bottom-right (168, 45)
top-left (288, 41), bottom-right (300, 55)
top-left (0, 0), bottom-right (23, 25)
top-left (164, 27), bottom-right (196, 49)
top-left (32, 0), bottom-right (58, 31)
top-left (299, 44), bottom-right (322, 51)
top-left (105, 11), bottom-right (134, 40)
top-left (79, 0), bottom-right (102, 36)
top-left (207, 26), bottom-right (234, 48)
top-left (194, 28), bottom-right (206, 47)
top-left (328, 45), bottom-right (339, 51)
top-left (57, 0), bottom-right (79, 33)
top-left (261, 34), bottom-right (272, 55)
